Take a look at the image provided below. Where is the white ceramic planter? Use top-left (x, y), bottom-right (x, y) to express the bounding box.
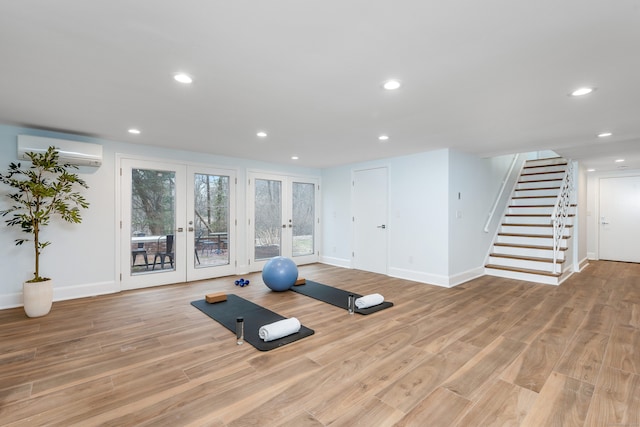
top-left (23, 279), bottom-right (53, 317)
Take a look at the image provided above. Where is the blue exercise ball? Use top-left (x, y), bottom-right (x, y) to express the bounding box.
top-left (262, 256), bottom-right (298, 292)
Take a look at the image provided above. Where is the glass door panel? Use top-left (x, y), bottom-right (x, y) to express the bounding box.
top-left (121, 159), bottom-right (186, 290)
top-left (292, 181), bottom-right (315, 257)
top-left (254, 178), bottom-right (282, 260)
top-left (193, 173), bottom-right (230, 268)
top-left (130, 168), bottom-right (177, 275)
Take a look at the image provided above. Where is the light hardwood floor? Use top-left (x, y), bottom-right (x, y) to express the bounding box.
top-left (1, 261), bottom-right (639, 426)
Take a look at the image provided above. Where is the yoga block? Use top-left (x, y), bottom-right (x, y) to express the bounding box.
top-left (294, 278), bottom-right (306, 286)
top-left (205, 292), bottom-right (227, 304)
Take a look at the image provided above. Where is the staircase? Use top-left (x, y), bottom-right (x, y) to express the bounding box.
top-left (485, 157), bottom-right (575, 285)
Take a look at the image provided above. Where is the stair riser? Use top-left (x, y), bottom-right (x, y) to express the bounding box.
top-left (516, 180), bottom-right (563, 190)
top-left (525, 158), bottom-right (568, 168)
top-left (484, 267), bottom-right (560, 285)
top-left (514, 188), bottom-right (560, 198)
top-left (508, 206), bottom-right (554, 215)
top-left (519, 172), bottom-right (566, 182)
top-left (504, 216), bottom-right (552, 225)
top-left (522, 165), bottom-right (567, 174)
top-left (493, 246), bottom-right (565, 260)
top-left (510, 197), bottom-right (558, 206)
top-left (488, 256), bottom-right (564, 273)
top-left (500, 225), bottom-right (571, 236)
top-left (497, 235), bottom-right (568, 247)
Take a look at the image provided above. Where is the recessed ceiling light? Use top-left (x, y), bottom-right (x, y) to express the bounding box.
top-left (378, 135), bottom-right (389, 141)
top-left (128, 128), bottom-right (141, 135)
top-left (383, 80), bottom-right (401, 90)
top-left (587, 168), bottom-right (596, 172)
top-left (615, 159), bottom-right (625, 163)
top-left (570, 87), bottom-right (594, 96)
top-left (291, 156), bottom-right (299, 160)
top-left (256, 131), bottom-right (267, 138)
top-left (174, 73), bottom-right (193, 84)
top-left (597, 132), bottom-right (612, 138)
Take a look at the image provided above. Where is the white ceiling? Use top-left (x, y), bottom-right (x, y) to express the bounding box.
top-left (1, 1), bottom-right (639, 171)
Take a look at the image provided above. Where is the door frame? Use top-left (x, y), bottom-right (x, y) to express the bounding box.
top-left (350, 166), bottom-right (389, 274)
top-left (116, 154), bottom-right (238, 290)
top-left (186, 164), bottom-right (238, 281)
top-left (596, 173), bottom-right (640, 262)
top-left (247, 170), bottom-right (320, 272)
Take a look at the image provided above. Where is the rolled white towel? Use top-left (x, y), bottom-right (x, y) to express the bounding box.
top-left (259, 317), bottom-right (301, 342)
top-left (355, 293), bottom-right (384, 309)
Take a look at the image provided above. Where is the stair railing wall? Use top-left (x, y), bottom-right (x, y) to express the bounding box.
top-left (484, 154), bottom-right (522, 233)
top-left (551, 160), bottom-right (574, 274)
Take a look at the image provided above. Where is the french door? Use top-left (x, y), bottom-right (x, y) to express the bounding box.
top-left (120, 158), bottom-right (236, 290)
top-left (248, 172), bottom-right (319, 271)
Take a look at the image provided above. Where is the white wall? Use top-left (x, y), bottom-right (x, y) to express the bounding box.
top-left (1, 122), bottom-right (545, 308)
top-left (448, 150), bottom-right (520, 283)
top-left (322, 148), bottom-right (515, 287)
top-left (576, 163), bottom-right (589, 269)
top-left (0, 124), bottom-right (320, 309)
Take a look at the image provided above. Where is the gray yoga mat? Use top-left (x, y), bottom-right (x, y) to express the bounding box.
top-left (290, 280), bottom-right (393, 314)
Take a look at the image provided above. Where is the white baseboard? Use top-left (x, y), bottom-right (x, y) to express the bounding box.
top-left (448, 267), bottom-right (485, 287)
top-left (577, 257), bottom-right (590, 272)
top-left (0, 281), bottom-right (119, 310)
top-left (0, 292), bottom-right (22, 310)
top-left (319, 255), bottom-right (351, 269)
top-left (388, 267), bottom-right (452, 288)
top-left (55, 280), bottom-right (119, 302)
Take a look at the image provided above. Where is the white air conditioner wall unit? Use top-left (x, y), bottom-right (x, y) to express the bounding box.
top-left (17, 135), bottom-right (103, 167)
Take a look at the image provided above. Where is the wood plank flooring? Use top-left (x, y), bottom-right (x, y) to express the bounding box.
top-left (1, 260), bottom-right (639, 426)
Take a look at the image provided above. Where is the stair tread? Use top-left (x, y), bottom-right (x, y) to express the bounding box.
top-left (498, 233), bottom-right (569, 239)
top-left (518, 178), bottom-right (564, 183)
top-left (490, 253), bottom-right (565, 263)
top-left (505, 213), bottom-right (574, 217)
top-left (502, 223), bottom-right (573, 228)
top-left (523, 163), bottom-right (568, 170)
top-left (512, 195), bottom-right (558, 199)
top-left (485, 264), bottom-right (561, 277)
top-left (509, 204), bottom-right (555, 208)
top-left (494, 242), bottom-right (568, 251)
top-left (515, 186), bottom-right (561, 190)
top-left (521, 171), bottom-right (566, 177)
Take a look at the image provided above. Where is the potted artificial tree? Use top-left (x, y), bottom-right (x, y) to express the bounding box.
top-left (0, 146), bottom-right (89, 317)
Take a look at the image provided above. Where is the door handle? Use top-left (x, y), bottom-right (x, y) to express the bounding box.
top-left (176, 227), bottom-right (184, 232)
top-left (601, 222), bottom-right (609, 225)
top-left (377, 224), bottom-right (386, 229)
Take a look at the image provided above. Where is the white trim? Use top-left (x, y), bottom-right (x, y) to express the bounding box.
top-left (0, 280), bottom-right (118, 310)
top-left (319, 255), bottom-right (351, 268)
top-left (55, 281), bottom-right (119, 301)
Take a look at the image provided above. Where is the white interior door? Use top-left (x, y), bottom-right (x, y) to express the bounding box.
top-left (248, 172), bottom-right (319, 271)
top-left (599, 175), bottom-right (640, 263)
top-left (352, 167), bottom-right (388, 274)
